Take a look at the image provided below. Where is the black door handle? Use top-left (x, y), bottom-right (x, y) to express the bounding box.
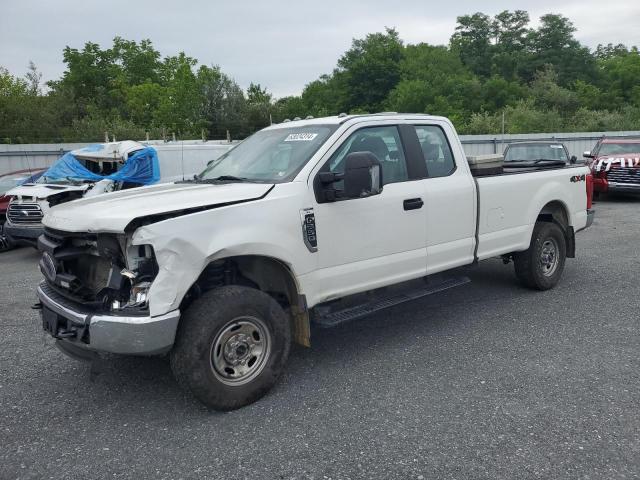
top-left (403, 198), bottom-right (424, 210)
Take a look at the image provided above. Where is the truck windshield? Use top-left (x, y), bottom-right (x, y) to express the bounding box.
top-left (597, 142), bottom-right (640, 156)
top-left (504, 144), bottom-right (568, 163)
top-left (198, 125), bottom-right (336, 182)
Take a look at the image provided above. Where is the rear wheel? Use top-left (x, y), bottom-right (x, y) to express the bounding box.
top-left (170, 285), bottom-right (291, 411)
top-left (514, 221), bottom-right (566, 290)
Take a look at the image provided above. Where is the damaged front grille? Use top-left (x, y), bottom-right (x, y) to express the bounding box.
top-left (38, 228), bottom-right (133, 309)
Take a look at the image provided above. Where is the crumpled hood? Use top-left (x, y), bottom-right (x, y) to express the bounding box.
top-left (43, 182), bottom-right (274, 233)
top-left (7, 183), bottom-right (88, 200)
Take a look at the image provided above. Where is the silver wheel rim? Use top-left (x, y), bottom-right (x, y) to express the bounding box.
top-left (540, 237), bottom-right (560, 277)
top-left (210, 316), bottom-right (271, 386)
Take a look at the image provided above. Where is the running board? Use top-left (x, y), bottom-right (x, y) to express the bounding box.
top-left (313, 276), bottom-right (470, 328)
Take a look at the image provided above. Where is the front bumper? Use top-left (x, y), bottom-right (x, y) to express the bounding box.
top-left (606, 182), bottom-right (640, 194)
top-left (37, 282), bottom-right (180, 357)
top-left (4, 222), bottom-right (43, 246)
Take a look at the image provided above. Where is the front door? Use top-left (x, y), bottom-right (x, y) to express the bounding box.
top-left (311, 124), bottom-right (428, 301)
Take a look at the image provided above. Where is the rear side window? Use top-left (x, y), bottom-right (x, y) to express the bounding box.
top-left (414, 126), bottom-right (455, 178)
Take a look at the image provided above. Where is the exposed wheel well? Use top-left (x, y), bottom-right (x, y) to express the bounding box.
top-left (181, 255), bottom-right (310, 347)
top-left (536, 201), bottom-right (575, 258)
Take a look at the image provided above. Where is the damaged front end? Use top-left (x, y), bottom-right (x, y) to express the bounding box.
top-left (37, 228), bottom-right (159, 315)
top-left (36, 227), bottom-right (180, 357)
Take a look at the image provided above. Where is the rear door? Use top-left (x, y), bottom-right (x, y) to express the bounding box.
top-left (410, 122), bottom-right (476, 273)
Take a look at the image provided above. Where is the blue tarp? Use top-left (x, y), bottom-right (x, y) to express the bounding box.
top-left (43, 146), bottom-right (160, 185)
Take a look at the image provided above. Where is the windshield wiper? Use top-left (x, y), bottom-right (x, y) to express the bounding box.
top-left (184, 175), bottom-right (254, 184)
top-left (505, 159), bottom-right (566, 168)
top-left (209, 175), bottom-right (250, 182)
top-left (533, 159), bottom-right (565, 164)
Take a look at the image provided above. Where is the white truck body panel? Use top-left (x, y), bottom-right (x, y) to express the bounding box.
top-left (41, 114), bottom-right (591, 323)
top-left (476, 169), bottom-right (588, 260)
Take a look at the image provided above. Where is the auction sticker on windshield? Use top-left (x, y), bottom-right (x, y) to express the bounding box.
top-left (285, 133), bottom-right (318, 142)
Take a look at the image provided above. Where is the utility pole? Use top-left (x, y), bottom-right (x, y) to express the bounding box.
top-left (501, 110), bottom-right (505, 153)
top-left (226, 129), bottom-right (231, 143)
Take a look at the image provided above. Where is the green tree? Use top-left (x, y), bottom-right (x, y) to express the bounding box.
top-left (530, 66), bottom-right (579, 112)
top-left (491, 10), bottom-right (530, 79)
top-left (300, 74), bottom-right (346, 116)
top-left (598, 47), bottom-right (640, 107)
top-left (523, 14), bottom-right (598, 85)
top-left (450, 13), bottom-right (494, 77)
top-left (197, 65), bottom-right (247, 137)
top-left (336, 28), bottom-right (404, 112)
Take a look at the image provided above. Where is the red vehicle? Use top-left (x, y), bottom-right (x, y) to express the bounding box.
top-left (585, 138), bottom-right (640, 195)
top-left (0, 168), bottom-right (45, 250)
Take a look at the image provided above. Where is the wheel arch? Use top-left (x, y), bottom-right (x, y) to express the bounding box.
top-left (182, 254), bottom-right (310, 347)
top-left (536, 200), bottom-right (575, 258)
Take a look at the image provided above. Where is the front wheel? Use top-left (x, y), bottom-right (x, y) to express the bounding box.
top-left (170, 285), bottom-right (291, 411)
top-left (513, 221), bottom-right (567, 290)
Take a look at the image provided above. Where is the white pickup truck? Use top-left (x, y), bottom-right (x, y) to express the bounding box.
top-left (35, 114), bottom-right (594, 410)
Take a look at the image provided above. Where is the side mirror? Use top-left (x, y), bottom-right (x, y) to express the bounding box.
top-left (317, 152), bottom-right (383, 202)
top-left (570, 155), bottom-right (577, 164)
top-left (583, 151), bottom-right (594, 158)
top-left (343, 152), bottom-right (383, 199)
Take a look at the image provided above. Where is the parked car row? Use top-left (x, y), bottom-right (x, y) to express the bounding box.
top-left (3, 141), bottom-right (232, 247)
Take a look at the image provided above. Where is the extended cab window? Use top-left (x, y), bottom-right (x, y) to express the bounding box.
top-left (414, 126), bottom-right (455, 178)
top-left (327, 126), bottom-right (408, 185)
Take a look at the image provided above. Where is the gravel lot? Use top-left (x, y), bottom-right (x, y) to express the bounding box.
top-left (1, 197), bottom-right (639, 480)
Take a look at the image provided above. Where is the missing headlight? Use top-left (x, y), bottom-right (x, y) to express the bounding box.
top-left (108, 243), bottom-right (159, 311)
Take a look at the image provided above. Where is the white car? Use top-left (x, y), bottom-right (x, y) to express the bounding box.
top-left (35, 114), bottom-right (594, 410)
top-left (5, 141), bottom-right (232, 246)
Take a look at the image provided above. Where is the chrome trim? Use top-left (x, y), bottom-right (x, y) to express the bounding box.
top-left (37, 283), bottom-right (181, 356)
top-left (7, 202), bottom-right (43, 225)
top-left (608, 181), bottom-right (640, 189)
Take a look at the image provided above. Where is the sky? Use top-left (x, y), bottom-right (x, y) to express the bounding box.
top-left (1, 0), bottom-right (639, 98)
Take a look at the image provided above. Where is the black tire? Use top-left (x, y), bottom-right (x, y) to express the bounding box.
top-left (513, 221), bottom-right (567, 290)
top-left (170, 285), bottom-right (291, 411)
top-left (0, 224), bottom-right (12, 252)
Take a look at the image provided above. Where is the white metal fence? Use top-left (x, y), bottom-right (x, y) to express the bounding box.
top-left (0, 140), bottom-right (235, 176)
top-left (459, 131), bottom-right (640, 159)
top-left (2, 131), bottom-right (640, 176)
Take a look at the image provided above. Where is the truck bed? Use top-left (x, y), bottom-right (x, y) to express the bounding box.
top-left (474, 164), bottom-right (590, 260)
